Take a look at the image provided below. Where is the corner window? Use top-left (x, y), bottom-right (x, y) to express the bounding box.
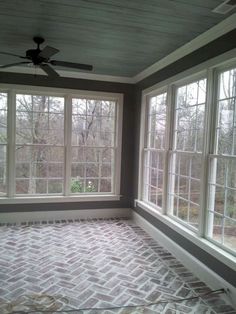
top-left (139, 60), bottom-right (236, 256)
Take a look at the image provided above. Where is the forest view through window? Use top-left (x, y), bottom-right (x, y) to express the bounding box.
top-left (140, 62), bottom-right (236, 255)
top-left (0, 89), bottom-right (121, 197)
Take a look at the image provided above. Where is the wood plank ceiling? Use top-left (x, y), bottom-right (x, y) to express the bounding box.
top-left (0, 0), bottom-right (233, 77)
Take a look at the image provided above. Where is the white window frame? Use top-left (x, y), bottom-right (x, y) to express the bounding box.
top-left (0, 91), bottom-right (8, 196)
top-left (167, 73), bottom-right (208, 232)
top-left (206, 65), bottom-right (236, 253)
top-left (142, 87), bottom-right (168, 212)
top-left (136, 49), bottom-right (236, 266)
top-left (0, 85), bottom-right (123, 204)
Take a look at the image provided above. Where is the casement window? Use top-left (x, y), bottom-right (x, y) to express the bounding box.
top-left (0, 87), bottom-right (122, 201)
top-left (139, 57), bottom-right (236, 256)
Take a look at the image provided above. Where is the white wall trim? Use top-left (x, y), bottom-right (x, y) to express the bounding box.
top-left (0, 66), bottom-right (135, 84)
top-left (132, 210), bottom-right (236, 309)
top-left (0, 207), bottom-right (131, 223)
top-left (0, 195), bottom-right (121, 204)
top-left (135, 200), bottom-right (236, 270)
top-left (133, 13), bottom-right (236, 83)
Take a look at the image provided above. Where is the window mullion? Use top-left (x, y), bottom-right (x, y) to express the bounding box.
top-left (64, 95), bottom-right (72, 196)
top-left (166, 85), bottom-right (176, 216)
top-left (138, 94), bottom-right (148, 200)
top-left (114, 98), bottom-right (123, 195)
top-left (199, 68), bottom-right (216, 237)
top-left (163, 85), bottom-right (174, 215)
top-left (7, 90), bottom-right (16, 197)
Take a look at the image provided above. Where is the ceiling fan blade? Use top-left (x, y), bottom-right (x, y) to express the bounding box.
top-left (40, 64), bottom-right (60, 78)
top-left (0, 51), bottom-right (26, 58)
top-left (39, 46), bottom-right (59, 59)
top-left (0, 61), bottom-right (31, 69)
top-left (50, 60), bottom-right (93, 71)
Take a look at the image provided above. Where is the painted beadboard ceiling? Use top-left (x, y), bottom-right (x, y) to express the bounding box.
top-left (0, 0), bottom-right (234, 77)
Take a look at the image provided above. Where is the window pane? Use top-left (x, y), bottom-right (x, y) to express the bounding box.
top-left (216, 68), bottom-right (236, 156)
top-left (147, 93), bottom-right (167, 149)
top-left (208, 156), bottom-right (236, 252)
top-left (0, 145), bottom-right (7, 194)
top-left (0, 93), bottom-right (7, 144)
top-left (100, 179), bottom-right (111, 192)
top-left (0, 93), bottom-right (7, 195)
top-left (144, 150), bottom-right (164, 209)
top-left (224, 219), bottom-right (236, 251)
top-left (175, 79), bottom-right (206, 152)
top-left (15, 145), bottom-right (64, 194)
top-left (169, 153), bottom-right (201, 229)
top-left (72, 98), bottom-right (115, 147)
top-left (16, 95), bottom-right (64, 145)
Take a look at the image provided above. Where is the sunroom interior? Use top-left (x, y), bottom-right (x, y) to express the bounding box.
top-left (0, 1), bottom-right (236, 313)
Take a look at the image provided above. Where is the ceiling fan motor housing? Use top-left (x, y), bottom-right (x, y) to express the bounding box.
top-left (26, 37), bottom-right (47, 65)
top-left (26, 49), bottom-right (47, 65)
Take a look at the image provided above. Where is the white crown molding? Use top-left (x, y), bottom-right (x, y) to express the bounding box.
top-left (0, 66), bottom-right (136, 84)
top-left (0, 14), bottom-right (235, 85)
top-left (133, 13), bottom-right (236, 83)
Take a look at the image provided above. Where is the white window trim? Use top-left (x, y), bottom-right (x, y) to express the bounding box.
top-left (0, 84), bottom-right (123, 203)
top-left (142, 89), bottom-right (168, 210)
top-left (137, 50), bottom-right (236, 262)
top-left (135, 199), bottom-right (236, 271)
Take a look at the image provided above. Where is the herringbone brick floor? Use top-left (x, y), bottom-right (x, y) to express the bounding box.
top-left (0, 218), bottom-right (235, 314)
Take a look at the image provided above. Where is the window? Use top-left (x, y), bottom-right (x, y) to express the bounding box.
top-left (0, 93), bottom-right (7, 195)
top-left (143, 92), bottom-right (167, 209)
top-left (139, 58), bottom-right (236, 256)
top-left (0, 87), bottom-right (122, 200)
top-left (169, 79), bottom-right (207, 229)
top-left (15, 95), bottom-right (65, 195)
top-left (71, 98), bottom-right (115, 193)
top-left (207, 67), bottom-right (236, 251)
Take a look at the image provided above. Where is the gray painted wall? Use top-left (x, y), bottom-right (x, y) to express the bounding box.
top-left (133, 30), bottom-right (236, 287)
top-left (0, 74), bottom-right (135, 212)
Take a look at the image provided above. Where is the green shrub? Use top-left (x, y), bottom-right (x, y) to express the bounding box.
top-left (71, 179), bottom-right (83, 193)
top-left (70, 179), bottom-right (96, 193)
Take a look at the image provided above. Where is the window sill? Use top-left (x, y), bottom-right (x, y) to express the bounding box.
top-left (135, 199), bottom-right (236, 271)
top-left (0, 194), bottom-right (121, 204)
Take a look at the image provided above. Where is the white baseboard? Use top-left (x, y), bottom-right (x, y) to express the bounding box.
top-left (132, 211), bottom-right (236, 309)
top-left (0, 208), bottom-right (131, 224)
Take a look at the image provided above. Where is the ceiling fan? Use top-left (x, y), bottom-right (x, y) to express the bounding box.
top-left (0, 36), bottom-right (93, 78)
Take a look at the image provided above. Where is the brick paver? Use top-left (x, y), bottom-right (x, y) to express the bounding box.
top-left (0, 218), bottom-right (235, 313)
